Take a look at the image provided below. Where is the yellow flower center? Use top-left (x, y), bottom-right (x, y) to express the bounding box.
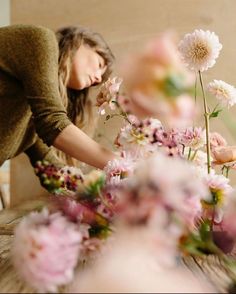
top-left (192, 43), bottom-right (209, 61)
top-left (201, 188), bottom-right (224, 208)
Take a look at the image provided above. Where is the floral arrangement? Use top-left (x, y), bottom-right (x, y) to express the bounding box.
top-left (11, 29), bottom-right (236, 292)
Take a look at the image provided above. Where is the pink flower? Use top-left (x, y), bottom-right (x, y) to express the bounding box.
top-left (12, 209), bottom-right (82, 292)
top-left (115, 117), bottom-right (162, 156)
top-left (202, 172), bottom-right (233, 223)
top-left (168, 95), bottom-right (199, 129)
top-left (52, 197), bottom-right (97, 224)
top-left (179, 127), bottom-right (206, 151)
top-left (116, 153), bottom-right (209, 228)
top-left (119, 33), bottom-right (195, 126)
top-left (96, 77), bottom-right (123, 115)
top-left (104, 156), bottom-right (136, 186)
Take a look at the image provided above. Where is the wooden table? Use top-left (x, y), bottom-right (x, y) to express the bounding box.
top-left (0, 199), bottom-right (235, 293)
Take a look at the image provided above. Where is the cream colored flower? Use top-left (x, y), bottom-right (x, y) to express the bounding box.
top-left (207, 80), bottom-right (236, 108)
top-left (178, 29), bottom-right (222, 72)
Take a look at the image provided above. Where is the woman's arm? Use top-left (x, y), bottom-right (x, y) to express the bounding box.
top-left (54, 124), bottom-right (116, 169)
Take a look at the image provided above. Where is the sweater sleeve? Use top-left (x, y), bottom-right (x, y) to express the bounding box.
top-left (1, 25), bottom-right (72, 146)
top-left (25, 138), bottom-right (65, 168)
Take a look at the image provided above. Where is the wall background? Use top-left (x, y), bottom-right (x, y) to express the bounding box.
top-left (10, 0), bottom-right (236, 205)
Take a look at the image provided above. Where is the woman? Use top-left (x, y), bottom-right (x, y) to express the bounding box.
top-left (0, 24), bottom-right (116, 174)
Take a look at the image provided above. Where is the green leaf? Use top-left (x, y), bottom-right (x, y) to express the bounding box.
top-left (209, 109), bottom-right (222, 119)
top-left (162, 73), bottom-right (190, 97)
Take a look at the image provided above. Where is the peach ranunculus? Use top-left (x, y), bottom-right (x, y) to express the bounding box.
top-left (211, 146), bottom-right (236, 165)
top-left (210, 132), bottom-right (227, 150)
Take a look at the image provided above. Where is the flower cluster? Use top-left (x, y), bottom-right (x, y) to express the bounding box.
top-left (35, 161), bottom-right (83, 195)
top-left (115, 116), bottom-right (163, 156)
top-left (96, 77), bottom-right (123, 115)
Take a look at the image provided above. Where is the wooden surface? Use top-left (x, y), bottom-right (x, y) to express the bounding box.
top-left (0, 199), bottom-right (235, 293)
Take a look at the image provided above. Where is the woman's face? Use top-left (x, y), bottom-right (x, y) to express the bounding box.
top-left (68, 43), bottom-right (107, 90)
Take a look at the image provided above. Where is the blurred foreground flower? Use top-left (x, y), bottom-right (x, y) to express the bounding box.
top-left (12, 209), bottom-right (82, 293)
top-left (69, 227), bottom-right (214, 293)
top-left (119, 32), bottom-right (195, 127)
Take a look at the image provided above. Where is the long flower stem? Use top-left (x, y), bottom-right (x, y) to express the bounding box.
top-left (187, 147), bottom-right (192, 160)
top-left (199, 71), bottom-right (211, 174)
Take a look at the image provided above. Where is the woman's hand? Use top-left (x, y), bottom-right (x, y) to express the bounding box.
top-left (53, 124), bottom-right (117, 169)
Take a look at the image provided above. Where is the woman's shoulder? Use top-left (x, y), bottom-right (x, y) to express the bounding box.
top-left (0, 24), bottom-right (56, 43)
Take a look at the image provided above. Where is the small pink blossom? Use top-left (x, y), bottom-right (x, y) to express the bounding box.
top-left (104, 156), bottom-right (136, 186)
top-left (179, 127), bottom-right (206, 150)
top-left (96, 77), bottom-right (123, 115)
top-left (12, 209), bottom-right (82, 293)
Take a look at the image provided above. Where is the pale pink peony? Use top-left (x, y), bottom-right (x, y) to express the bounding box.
top-left (12, 209), bottom-right (82, 293)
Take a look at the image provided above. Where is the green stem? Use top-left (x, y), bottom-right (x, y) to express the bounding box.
top-left (187, 148), bottom-right (192, 160)
top-left (199, 71), bottom-right (211, 174)
top-left (226, 166), bottom-right (230, 178)
top-left (221, 165), bottom-right (226, 175)
top-left (190, 150), bottom-right (198, 161)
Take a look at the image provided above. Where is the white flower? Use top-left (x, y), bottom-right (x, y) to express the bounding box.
top-left (178, 29), bottom-right (222, 72)
top-left (207, 80), bottom-right (236, 108)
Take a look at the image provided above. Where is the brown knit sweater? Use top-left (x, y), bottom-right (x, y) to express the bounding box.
top-left (0, 24), bottom-right (72, 167)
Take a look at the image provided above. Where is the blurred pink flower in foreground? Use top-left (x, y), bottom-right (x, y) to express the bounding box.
top-left (69, 227), bottom-right (214, 293)
top-left (116, 153), bottom-right (209, 230)
top-left (12, 209), bottom-right (82, 293)
top-left (119, 32), bottom-right (195, 128)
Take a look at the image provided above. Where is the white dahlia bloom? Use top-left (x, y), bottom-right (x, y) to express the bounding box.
top-left (178, 29), bottom-right (222, 72)
top-left (207, 80), bottom-right (236, 108)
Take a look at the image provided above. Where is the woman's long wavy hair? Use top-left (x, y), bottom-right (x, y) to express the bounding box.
top-left (54, 26), bottom-right (114, 166)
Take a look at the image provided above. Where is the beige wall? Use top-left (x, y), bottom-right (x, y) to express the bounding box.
top-left (10, 0), bottom-right (236, 205)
